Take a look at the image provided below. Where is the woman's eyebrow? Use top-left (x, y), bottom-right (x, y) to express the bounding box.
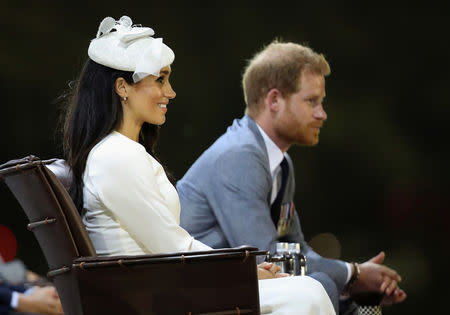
top-left (160, 70), bottom-right (170, 75)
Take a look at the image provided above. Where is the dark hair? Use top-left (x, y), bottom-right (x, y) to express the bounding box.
top-left (63, 59), bottom-right (174, 213)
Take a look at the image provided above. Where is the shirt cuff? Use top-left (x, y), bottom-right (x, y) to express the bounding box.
top-left (24, 287), bottom-right (36, 295)
top-left (11, 291), bottom-right (19, 309)
top-left (345, 262), bottom-right (352, 284)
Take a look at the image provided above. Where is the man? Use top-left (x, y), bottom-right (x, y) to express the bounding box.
top-left (177, 41), bottom-right (406, 314)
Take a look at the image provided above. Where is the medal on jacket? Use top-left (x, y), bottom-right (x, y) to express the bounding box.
top-left (277, 202), bottom-right (295, 237)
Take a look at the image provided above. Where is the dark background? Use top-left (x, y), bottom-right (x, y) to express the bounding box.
top-left (1, 1), bottom-right (448, 313)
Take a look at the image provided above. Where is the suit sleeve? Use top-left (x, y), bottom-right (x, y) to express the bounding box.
top-left (0, 283), bottom-right (26, 314)
top-left (0, 285), bottom-right (13, 314)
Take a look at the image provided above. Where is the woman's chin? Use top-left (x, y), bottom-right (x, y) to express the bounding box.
top-left (156, 117), bottom-right (166, 125)
top-left (146, 116), bottom-right (166, 126)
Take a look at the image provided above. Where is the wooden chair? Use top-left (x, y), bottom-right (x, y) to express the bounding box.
top-left (0, 156), bottom-right (265, 315)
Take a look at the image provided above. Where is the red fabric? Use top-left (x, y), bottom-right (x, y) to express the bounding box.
top-left (0, 224), bottom-right (17, 262)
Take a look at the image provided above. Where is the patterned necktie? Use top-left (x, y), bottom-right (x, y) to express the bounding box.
top-left (270, 157), bottom-right (289, 227)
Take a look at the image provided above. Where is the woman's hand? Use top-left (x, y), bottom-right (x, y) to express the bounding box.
top-left (257, 262), bottom-right (290, 280)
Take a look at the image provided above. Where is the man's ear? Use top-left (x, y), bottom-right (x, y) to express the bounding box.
top-left (265, 88), bottom-right (282, 112)
top-left (115, 77), bottom-right (128, 98)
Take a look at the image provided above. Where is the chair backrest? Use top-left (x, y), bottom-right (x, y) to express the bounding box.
top-left (0, 156), bottom-right (96, 262)
top-left (0, 155), bottom-right (95, 315)
top-left (44, 158), bottom-right (96, 257)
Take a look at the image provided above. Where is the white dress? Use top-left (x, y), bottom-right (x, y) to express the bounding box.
top-left (82, 131), bottom-right (335, 315)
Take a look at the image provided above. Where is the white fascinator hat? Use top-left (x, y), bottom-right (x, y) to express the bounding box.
top-left (88, 16), bottom-right (174, 83)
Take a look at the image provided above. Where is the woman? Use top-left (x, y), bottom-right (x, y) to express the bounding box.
top-left (63, 16), bottom-right (335, 314)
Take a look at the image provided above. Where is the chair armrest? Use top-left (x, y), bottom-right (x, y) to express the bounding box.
top-left (72, 246), bottom-right (268, 269)
top-left (71, 246), bottom-right (263, 314)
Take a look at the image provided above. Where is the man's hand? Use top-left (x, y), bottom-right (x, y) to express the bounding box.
top-left (350, 251), bottom-right (407, 305)
top-left (257, 262), bottom-right (290, 279)
top-left (17, 286), bottom-right (64, 315)
top-left (381, 288), bottom-right (407, 305)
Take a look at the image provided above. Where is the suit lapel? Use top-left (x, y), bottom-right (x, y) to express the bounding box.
top-left (242, 115), bottom-right (273, 206)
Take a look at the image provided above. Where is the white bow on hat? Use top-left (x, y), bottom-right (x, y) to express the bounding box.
top-left (88, 16), bottom-right (174, 82)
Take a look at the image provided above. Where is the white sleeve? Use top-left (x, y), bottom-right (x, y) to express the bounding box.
top-left (11, 291), bottom-right (19, 309)
top-left (345, 262), bottom-right (352, 284)
top-left (86, 148), bottom-right (211, 254)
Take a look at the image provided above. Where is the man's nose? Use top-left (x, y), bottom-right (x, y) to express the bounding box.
top-left (314, 104), bottom-right (327, 120)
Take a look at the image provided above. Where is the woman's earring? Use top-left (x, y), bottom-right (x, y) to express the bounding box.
top-left (123, 96), bottom-right (127, 101)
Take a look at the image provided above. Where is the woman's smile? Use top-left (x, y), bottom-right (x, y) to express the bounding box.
top-left (158, 103), bottom-right (168, 114)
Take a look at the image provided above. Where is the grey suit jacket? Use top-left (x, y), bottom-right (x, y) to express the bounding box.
top-left (178, 115), bottom-right (349, 293)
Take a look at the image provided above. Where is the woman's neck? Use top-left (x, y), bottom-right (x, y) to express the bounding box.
top-left (116, 122), bottom-right (141, 142)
